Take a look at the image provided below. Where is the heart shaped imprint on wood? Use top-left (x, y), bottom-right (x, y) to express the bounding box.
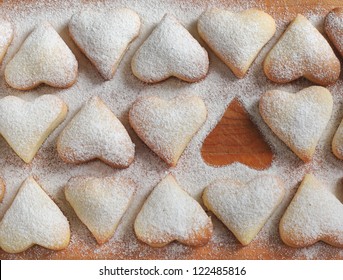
top-left (69, 8), bottom-right (141, 80)
top-left (264, 14), bottom-right (340, 86)
top-left (0, 95), bottom-right (68, 163)
top-left (203, 175), bottom-right (284, 245)
top-left (65, 176), bottom-right (136, 244)
top-left (57, 96), bottom-right (135, 168)
top-left (197, 8), bottom-right (276, 78)
top-left (131, 14), bottom-right (209, 83)
top-left (325, 8), bottom-right (343, 58)
top-left (0, 177), bottom-right (70, 253)
top-left (134, 174), bottom-right (213, 247)
top-left (5, 21), bottom-right (78, 90)
top-left (129, 94), bottom-right (207, 166)
top-left (0, 19), bottom-right (14, 63)
top-left (279, 174), bottom-right (343, 248)
top-left (201, 98), bottom-right (273, 169)
top-left (259, 86), bottom-right (333, 162)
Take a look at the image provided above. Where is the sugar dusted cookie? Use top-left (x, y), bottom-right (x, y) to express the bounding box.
top-left (0, 95), bottom-right (67, 163)
top-left (0, 178), bottom-right (5, 203)
top-left (57, 96), bottom-right (134, 168)
top-left (0, 19), bottom-right (13, 63)
top-left (198, 8), bottom-right (276, 78)
top-left (134, 174), bottom-right (212, 247)
top-left (0, 177), bottom-right (70, 253)
top-left (325, 8), bottom-right (343, 58)
top-left (5, 21), bottom-right (78, 90)
top-left (131, 14), bottom-right (209, 83)
top-left (280, 174), bottom-right (343, 248)
top-left (259, 86), bottom-right (333, 162)
top-left (129, 95), bottom-right (207, 166)
top-left (264, 14), bottom-right (340, 86)
top-left (203, 176), bottom-right (284, 245)
top-left (332, 117), bottom-right (343, 160)
top-left (65, 176), bottom-right (135, 244)
top-left (69, 8), bottom-right (140, 80)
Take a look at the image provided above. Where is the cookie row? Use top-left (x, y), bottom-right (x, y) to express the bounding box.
top-left (1, 7), bottom-right (343, 90)
top-left (0, 172), bottom-right (341, 253)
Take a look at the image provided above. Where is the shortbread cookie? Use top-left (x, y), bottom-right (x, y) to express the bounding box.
top-left (134, 174), bottom-right (212, 247)
top-left (0, 95), bottom-right (67, 163)
top-left (0, 178), bottom-right (5, 203)
top-left (280, 174), bottom-right (343, 248)
top-left (264, 14), bottom-right (340, 86)
top-left (57, 96), bottom-right (134, 168)
top-left (198, 8), bottom-right (276, 78)
top-left (69, 8), bottom-right (141, 80)
top-left (259, 86), bottom-right (333, 162)
top-left (131, 14), bottom-right (209, 83)
top-left (129, 95), bottom-right (207, 166)
top-left (65, 176), bottom-right (135, 244)
top-left (0, 19), bottom-right (14, 63)
top-left (203, 175), bottom-right (284, 245)
top-left (5, 21), bottom-right (78, 90)
top-left (325, 8), bottom-right (343, 58)
top-left (332, 117), bottom-right (343, 159)
top-left (0, 177), bottom-right (70, 253)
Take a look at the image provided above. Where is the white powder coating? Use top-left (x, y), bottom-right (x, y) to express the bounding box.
top-left (57, 96), bottom-right (135, 168)
top-left (324, 8), bottom-right (343, 57)
top-left (280, 174), bottom-right (343, 247)
top-left (259, 86), bottom-right (333, 162)
top-left (203, 176), bottom-right (284, 245)
top-left (129, 94), bottom-right (207, 166)
top-left (69, 8), bottom-right (141, 80)
top-left (0, 19), bottom-right (13, 63)
top-left (65, 176), bottom-right (136, 244)
top-left (0, 94), bottom-right (67, 163)
top-left (134, 174), bottom-right (212, 247)
top-left (332, 118), bottom-right (343, 159)
top-left (197, 8), bottom-right (276, 78)
top-left (0, 177), bottom-right (70, 253)
top-left (131, 13), bottom-right (209, 83)
top-left (264, 14), bottom-right (340, 85)
top-left (5, 21), bottom-right (78, 90)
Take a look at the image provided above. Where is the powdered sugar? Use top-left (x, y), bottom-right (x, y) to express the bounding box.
top-left (57, 96), bottom-right (135, 168)
top-left (324, 8), bottom-right (343, 57)
top-left (134, 174), bottom-right (212, 247)
top-left (5, 21), bottom-right (78, 90)
top-left (69, 8), bottom-right (140, 80)
top-left (197, 8), bottom-right (276, 78)
top-left (0, 19), bottom-right (13, 63)
top-left (131, 14), bottom-right (209, 83)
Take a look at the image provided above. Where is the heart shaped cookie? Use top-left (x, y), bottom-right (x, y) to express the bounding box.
top-left (0, 19), bottom-right (14, 63)
top-left (198, 8), bottom-right (276, 78)
top-left (325, 8), bottom-right (343, 58)
top-left (5, 21), bottom-right (78, 90)
top-left (57, 96), bottom-right (135, 168)
top-left (131, 14), bottom-right (209, 83)
top-left (203, 175), bottom-right (284, 245)
top-left (0, 95), bottom-right (67, 163)
top-left (65, 176), bottom-right (135, 244)
top-left (129, 95), bottom-right (207, 166)
top-left (69, 8), bottom-right (141, 80)
top-left (259, 86), bottom-right (333, 162)
top-left (332, 117), bottom-right (343, 160)
top-left (280, 174), bottom-right (343, 247)
top-left (134, 174), bottom-right (213, 247)
top-left (264, 14), bottom-right (340, 86)
top-left (0, 177), bottom-right (5, 203)
top-left (0, 177), bottom-right (70, 253)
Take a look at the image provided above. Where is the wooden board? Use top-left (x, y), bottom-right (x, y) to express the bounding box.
top-left (0, 0), bottom-right (343, 260)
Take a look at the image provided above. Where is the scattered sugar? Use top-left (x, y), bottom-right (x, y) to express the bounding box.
top-left (0, 0), bottom-right (342, 260)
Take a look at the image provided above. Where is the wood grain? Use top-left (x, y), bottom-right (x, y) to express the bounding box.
top-left (201, 98), bottom-right (273, 169)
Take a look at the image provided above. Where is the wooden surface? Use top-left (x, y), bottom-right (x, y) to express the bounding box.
top-left (201, 99), bottom-right (273, 169)
top-left (1, 0), bottom-right (343, 260)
